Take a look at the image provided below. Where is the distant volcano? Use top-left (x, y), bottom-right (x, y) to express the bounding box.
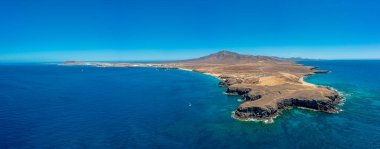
top-left (180, 50), bottom-right (281, 64)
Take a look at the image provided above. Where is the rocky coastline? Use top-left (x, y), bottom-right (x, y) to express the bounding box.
top-left (200, 69), bottom-right (343, 122)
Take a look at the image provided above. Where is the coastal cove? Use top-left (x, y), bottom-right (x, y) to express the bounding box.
top-left (1, 60), bottom-right (380, 148)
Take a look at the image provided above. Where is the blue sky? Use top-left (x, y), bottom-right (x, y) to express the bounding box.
top-left (1, 0), bottom-right (379, 61)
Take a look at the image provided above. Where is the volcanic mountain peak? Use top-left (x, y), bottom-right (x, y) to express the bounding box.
top-left (212, 50), bottom-right (239, 56)
top-left (183, 50), bottom-right (279, 64)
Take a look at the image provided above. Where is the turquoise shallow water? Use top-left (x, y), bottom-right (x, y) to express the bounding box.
top-left (0, 61), bottom-right (379, 148)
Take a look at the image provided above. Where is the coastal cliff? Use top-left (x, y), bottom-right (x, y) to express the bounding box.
top-left (62, 50), bottom-right (343, 122)
top-left (176, 51), bottom-right (343, 122)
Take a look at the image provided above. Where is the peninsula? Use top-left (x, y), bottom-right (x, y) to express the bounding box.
top-left (63, 51), bottom-right (343, 122)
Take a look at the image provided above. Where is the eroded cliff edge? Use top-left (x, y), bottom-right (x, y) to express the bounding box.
top-left (63, 50), bottom-right (343, 122)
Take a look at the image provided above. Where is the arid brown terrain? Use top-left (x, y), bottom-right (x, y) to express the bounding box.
top-left (63, 50), bottom-right (343, 122)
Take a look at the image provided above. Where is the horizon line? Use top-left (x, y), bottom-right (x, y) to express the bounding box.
top-left (1, 58), bottom-right (380, 64)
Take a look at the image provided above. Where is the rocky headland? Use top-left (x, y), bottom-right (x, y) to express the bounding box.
top-left (63, 50), bottom-right (343, 122)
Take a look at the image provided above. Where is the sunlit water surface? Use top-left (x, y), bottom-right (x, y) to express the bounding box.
top-left (0, 61), bottom-right (379, 148)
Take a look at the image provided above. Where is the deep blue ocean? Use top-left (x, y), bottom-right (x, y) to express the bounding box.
top-left (0, 61), bottom-right (379, 149)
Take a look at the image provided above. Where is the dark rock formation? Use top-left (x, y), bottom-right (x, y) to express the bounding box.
top-left (225, 86), bottom-right (251, 95)
top-left (233, 85), bottom-right (343, 120)
top-left (235, 94), bottom-right (343, 120)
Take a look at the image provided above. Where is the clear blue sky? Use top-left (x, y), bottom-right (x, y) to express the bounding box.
top-left (1, 0), bottom-right (379, 62)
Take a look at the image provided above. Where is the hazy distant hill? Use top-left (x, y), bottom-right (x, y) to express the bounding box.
top-left (179, 50), bottom-right (284, 64)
